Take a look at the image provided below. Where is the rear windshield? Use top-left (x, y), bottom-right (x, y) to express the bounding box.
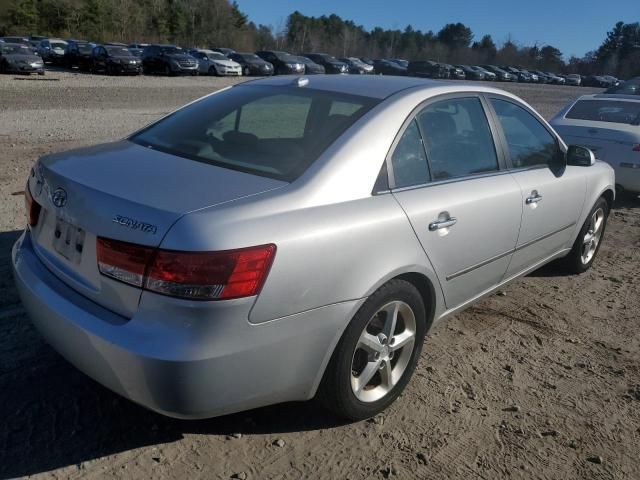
top-left (131, 85), bottom-right (379, 182)
top-left (566, 99), bottom-right (640, 125)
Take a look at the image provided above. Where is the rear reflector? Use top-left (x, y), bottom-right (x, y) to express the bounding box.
top-left (96, 238), bottom-right (276, 301)
top-left (25, 183), bottom-right (41, 227)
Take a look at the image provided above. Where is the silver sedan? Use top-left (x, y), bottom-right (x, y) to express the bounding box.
top-left (13, 76), bottom-right (615, 420)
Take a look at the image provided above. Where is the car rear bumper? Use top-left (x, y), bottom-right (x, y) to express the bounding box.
top-left (12, 230), bottom-right (358, 419)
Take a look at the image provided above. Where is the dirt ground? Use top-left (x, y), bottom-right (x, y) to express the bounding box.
top-left (0, 71), bottom-right (638, 480)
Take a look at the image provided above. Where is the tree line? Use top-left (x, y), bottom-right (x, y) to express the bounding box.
top-left (1, 0), bottom-right (638, 78)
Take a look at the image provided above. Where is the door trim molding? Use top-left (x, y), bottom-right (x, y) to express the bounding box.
top-left (445, 222), bottom-right (576, 281)
top-left (446, 248), bottom-right (514, 281)
top-left (515, 222), bottom-right (576, 251)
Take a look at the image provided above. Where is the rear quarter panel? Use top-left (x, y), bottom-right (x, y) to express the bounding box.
top-left (160, 191), bottom-right (444, 324)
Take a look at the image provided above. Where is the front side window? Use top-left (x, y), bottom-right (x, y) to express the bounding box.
top-left (391, 120), bottom-right (429, 188)
top-left (491, 99), bottom-right (559, 169)
top-left (417, 97), bottom-right (499, 181)
top-left (131, 85), bottom-right (378, 181)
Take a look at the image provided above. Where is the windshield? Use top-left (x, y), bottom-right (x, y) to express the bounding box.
top-left (1, 45), bottom-right (31, 54)
top-left (3, 38), bottom-right (28, 44)
top-left (274, 52), bottom-right (297, 62)
top-left (160, 46), bottom-right (182, 54)
top-left (566, 99), bottom-right (640, 125)
top-left (77, 44), bottom-right (93, 54)
top-left (50, 41), bottom-right (66, 49)
top-left (208, 52), bottom-right (226, 60)
top-left (106, 46), bottom-right (131, 56)
top-left (131, 85), bottom-right (379, 182)
top-left (240, 54), bottom-right (260, 61)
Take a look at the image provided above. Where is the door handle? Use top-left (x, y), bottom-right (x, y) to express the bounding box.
top-left (526, 191), bottom-right (543, 204)
top-left (429, 217), bottom-right (457, 231)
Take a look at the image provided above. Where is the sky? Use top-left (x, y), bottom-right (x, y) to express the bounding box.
top-left (236, 0), bottom-right (639, 59)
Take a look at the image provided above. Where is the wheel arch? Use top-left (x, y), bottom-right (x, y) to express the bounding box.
top-left (309, 269), bottom-right (441, 400)
top-left (394, 271), bottom-right (437, 331)
top-left (601, 188), bottom-right (614, 210)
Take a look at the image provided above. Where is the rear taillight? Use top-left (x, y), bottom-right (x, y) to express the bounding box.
top-left (632, 144), bottom-right (640, 152)
top-left (25, 183), bottom-right (41, 227)
top-left (96, 238), bottom-right (276, 301)
top-left (97, 238), bottom-right (154, 287)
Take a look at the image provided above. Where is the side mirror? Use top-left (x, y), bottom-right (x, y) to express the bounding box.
top-left (567, 145), bottom-right (596, 167)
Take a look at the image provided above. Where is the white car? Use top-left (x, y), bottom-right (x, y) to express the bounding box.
top-left (38, 38), bottom-right (68, 64)
top-left (189, 49), bottom-right (242, 76)
top-left (551, 94), bottom-right (640, 196)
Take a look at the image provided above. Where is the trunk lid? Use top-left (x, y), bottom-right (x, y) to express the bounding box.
top-left (28, 140), bottom-right (286, 318)
top-left (554, 123), bottom-right (640, 164)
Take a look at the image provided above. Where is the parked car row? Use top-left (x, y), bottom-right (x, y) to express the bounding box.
top-left (0, 36), bottom-right (624, 85)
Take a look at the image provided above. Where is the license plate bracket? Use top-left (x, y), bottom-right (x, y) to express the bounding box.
top-left (53, 218), bottom-right (85, 263)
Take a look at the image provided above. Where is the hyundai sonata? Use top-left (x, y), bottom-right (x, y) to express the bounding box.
top-left (13, 76), bottom-right (615, 420)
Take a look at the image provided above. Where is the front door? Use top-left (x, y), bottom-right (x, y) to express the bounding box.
top-left (390, 95), bottom-right (522, 309)
top-left (487, 97), bottom-right (586, 277)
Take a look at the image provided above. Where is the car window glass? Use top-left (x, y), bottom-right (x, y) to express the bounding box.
top-left (417, 97), bottom-right (498, 181)
top-left (236, 95), bottom-right (312, 139)
top-left (391, 120), bottom-right (430, 188)
top-left (329, 101), bottom-right (362, 117)
top-left (565, 99), bottom-right (640, 125)
top-left (131, 86), bottom-right (378, 181)
top-left (491, 99), bottom-right (558, 168)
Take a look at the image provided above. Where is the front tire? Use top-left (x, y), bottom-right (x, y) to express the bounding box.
top-left (563, 197), bottom-right (609, 274)
top-left (318, 279), bottom-right (427, 420)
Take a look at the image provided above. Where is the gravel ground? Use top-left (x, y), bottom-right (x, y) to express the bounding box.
top-left (0, 71), bottom-right (638, 480)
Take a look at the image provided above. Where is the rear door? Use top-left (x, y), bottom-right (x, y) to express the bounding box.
top-left (391, 94), bottom-right (522, 309)
top-left (487, 96), bottom-right (586, 277)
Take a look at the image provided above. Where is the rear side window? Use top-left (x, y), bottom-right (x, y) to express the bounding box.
top-left (417, 97), bottom-right (498, 181)
top-left (131, 85), bottom-right (378, 182)
top-left (565, 99), bottom-right (640, 125)
top-left (491, 99), bottom-right (559, 169)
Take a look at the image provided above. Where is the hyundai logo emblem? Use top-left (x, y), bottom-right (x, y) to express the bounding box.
top-left (51, 188), bottom-right (67, 208)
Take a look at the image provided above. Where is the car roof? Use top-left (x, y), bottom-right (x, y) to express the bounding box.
top-left (237, 75), bottom-right (520, 100)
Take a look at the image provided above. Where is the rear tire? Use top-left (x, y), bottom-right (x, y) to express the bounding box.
top-left (562, 197), bottom-right (609, 274)
top-left (318, 279), bottom-right (427, 421)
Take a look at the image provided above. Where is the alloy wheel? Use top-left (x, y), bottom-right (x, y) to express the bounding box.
top-left (581, 207), bottom-right (605, 264)
top-left (350, 301), bottom-right (416, 402)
